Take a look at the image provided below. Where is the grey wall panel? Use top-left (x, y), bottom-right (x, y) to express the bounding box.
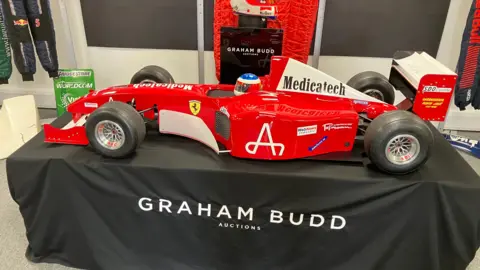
top-left (81, 0), bottom-right (450, 58)
top-left (80, 0), bottom-right (198, 50)
top-left (320, 0), bottom-right (451, 57)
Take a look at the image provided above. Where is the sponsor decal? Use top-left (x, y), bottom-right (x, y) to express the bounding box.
top-left (102, 91), bottom-right (116, 95)
top-left (297, 125), bottom-right (317, 136)
top-left (55, 82), bottom-right (93, 89)
top-left (58, 70), bottom-right (92, 77)
top-left (138, 197), bottom-right (347, 231)
top-left (246, 123), bottom-right (285, 156)
top-left (133, 83), bottom-right (193, 90)
top-left (309, 136), bottom-right (328, 151)
top-left (450, 135), bottom-right (478, 147)
top-left (282, 76), bottom-right (346, 96)
top-left (189, 100), bottom-right (201, 116)
top-left (277, 104), bottom-right (340, 117)
top-left (109, 97), bottom-right (114, 102)
top-left (13, 19), bottom-right (28, 26)
top-left (421, 98), bottom-right (445, 108)
top-left (323, 123), bottom-right (353, 131)
top-left (61, 93), bottom-right (81, 108)
top-left (220, 106), bottom-right (230, 118)
top-left (353, 100), bottom-right (369, 105)
top-left (84, 102), bottom-right (98, 108)
top-left (35, 18), bottom-right (40, 27)
top-left (422, 86), bottom-right (452, 93)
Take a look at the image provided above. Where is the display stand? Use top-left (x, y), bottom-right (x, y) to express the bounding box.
top-left (7, 114), bottom-right (480, 270)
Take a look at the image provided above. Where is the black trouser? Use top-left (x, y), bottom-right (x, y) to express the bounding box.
top-left (0, 0), bottom-right (58, 81)
top-left (455, 0), bottom-right (480, 110)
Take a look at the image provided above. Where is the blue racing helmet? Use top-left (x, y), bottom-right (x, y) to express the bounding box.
top-left (235, 73), bottom-right (261, 96)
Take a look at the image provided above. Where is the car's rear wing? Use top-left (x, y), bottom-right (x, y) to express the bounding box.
top-left (389, 51), bottom-right (458, 122)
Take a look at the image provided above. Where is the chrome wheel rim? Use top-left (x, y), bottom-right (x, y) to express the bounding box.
top-left (364, 89), bottom-right (384, 101)
top-left (385, 134), bottom-right (420, 165)
top-left (139, 79), bottom-right (158, 84)
top-left (94, 120), bottom-right (125, 150)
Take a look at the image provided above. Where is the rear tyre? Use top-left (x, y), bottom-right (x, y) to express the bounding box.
top-left (364, 110), bottom-right (434, 174)
top-left (86, 101), bottom-right (146, 158)
top-left (130, 66), bottom-right (174, 84)
top-left (347, 71), bottom-right (396, 104)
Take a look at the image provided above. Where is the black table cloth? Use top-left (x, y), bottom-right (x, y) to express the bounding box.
top-left (7, 114), bottom-right (480, 270)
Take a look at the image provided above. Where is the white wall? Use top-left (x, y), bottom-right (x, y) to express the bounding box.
top-left (0, 0), bottom-right (474, 130)
top-left (0, 0), bottom-right (72, 108)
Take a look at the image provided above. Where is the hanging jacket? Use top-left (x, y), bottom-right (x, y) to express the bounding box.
top-left (0, 1), bottom-right (12, 84)
top-left (454, 0), bottom-right (480, 110)
top-left (0, 0), bottom-right (58, 81)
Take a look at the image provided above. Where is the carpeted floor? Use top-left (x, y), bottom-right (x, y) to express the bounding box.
top-left (1, 117), bottom-right (480, 269)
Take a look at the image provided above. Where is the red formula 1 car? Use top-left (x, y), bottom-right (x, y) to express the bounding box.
top-left (44, 53), bottom-right (457, 174)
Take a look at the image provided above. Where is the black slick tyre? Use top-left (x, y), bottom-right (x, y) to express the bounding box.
top-left (347, 71), bottom-right (396, 104)
top-left (85, 101), bottom-right (146, 158)
top-left (130, 66), bottom-right (174, 84)
top-left (364, 110), bottom-right (434, 174)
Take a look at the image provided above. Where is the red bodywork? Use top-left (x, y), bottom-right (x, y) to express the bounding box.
top-left (44, 56), bottom-right (434, 161)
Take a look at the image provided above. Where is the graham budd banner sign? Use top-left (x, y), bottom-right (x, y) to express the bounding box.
top-left (138, 197), bottom-right (347, 231)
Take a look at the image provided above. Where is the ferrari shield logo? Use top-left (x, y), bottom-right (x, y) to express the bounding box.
top-left (189, 100), bottom-right (201, 115)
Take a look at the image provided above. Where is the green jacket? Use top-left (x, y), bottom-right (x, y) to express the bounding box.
top-left (0, 3), bottom-right (11, 84)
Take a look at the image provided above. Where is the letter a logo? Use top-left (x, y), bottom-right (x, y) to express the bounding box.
top-left (245, 123), bottom-right (285, 156)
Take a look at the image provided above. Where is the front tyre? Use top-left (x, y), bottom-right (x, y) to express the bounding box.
top-left (86, 101), bottom-right (146, 158)
top-left (364, 110), bottom-right (434, 174)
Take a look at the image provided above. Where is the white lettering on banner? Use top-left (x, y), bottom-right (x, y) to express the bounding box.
top-left (198, 203), bottom-right (212, 217)
top-left (331, 216), bottom-right (347, 230)
top-left (58, 71), bottom-right (92, 77)
top-left (159, 199), bottom-right (172, 213)
top-left (109, 97), bottom-right (114, 102)
top-left (246, 123), bottom-right (285, 156)
top-left (238, 207), bottom-right (254, 221)
top-left (297, 125), bottom-right (317, 136)
top-left (217, 206), bottom-right (232, 219)
top-left (218, 223), bottom-right (261, 231)
top-left (323, 123), bottom-right (353, 131)
top-left (226, 47), bottom-right (275, 54)
top-left (423, 86), bottom-right (452, 93)
top-left (270, 210), bottom-right (283, 223)
top-left (56, 82), bottom-right (93, 89)
top-left (450, 135), bottom-right (478, 147)
top-left (133, 83), bottom-right (193, 91)
top-left (138, 197), bottom-right (153, 211)
top-left (310, 215), bottom-right (325, 227)
top-left (177, 201), bottom-right (192, 215)
top-left (137, 198), bottom-right (347, 231)
top-left (289, 214), bottom-right (304, 226)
